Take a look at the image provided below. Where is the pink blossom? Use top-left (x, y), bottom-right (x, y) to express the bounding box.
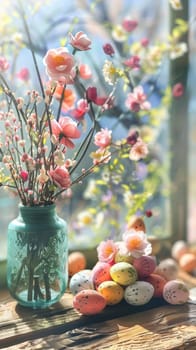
top-left (70, 99), bottom-right (89, 120)
top-left (69, 31), bottom-right (91, 51)
top-left (141, 38), bottom-right (149, 47)
top-left (78, 64), bottom-right (92, 79)
top-left (51, 116), bottom-right (81, 148)
top-left (49, 166), bottom-right (71, 188)
top-left (97, 240), bottom-right (118, 264)
top-left (103, 43), bottom-right (115, 56)
top-left (126, 130), bottom-right (139, 145)
top-left (172, 82), bottom-right (184, 98)
top-left (86, 86), bottom-right (97, 102)
top-left (122, 18), bottom-right (138, 32)
top-left (94, 128), bottom-right (112, 148)
top-left (16, 68), bottom-right (30, 81)
top-left (129, 139), bottom-right (149, 161)
top-left (43, 47), bottom-right (75, 83)
top-left (0, 57), bottom-right (9, 72)
top-left (122, 229), bottom-right (152, 258)
top-left (124, 55), bottom-right (140, 69)
top-left (20, 170), bottom-right (29, 182)
top-left (53, 85), bottom-right (76, 111)
top-left (125, 86), bottom-right (151, 112)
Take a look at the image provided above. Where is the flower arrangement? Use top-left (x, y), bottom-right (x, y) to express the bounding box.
top-left (0, 12), bottom-right (151, 208)
top-left (0, 1), bottom-right (188, 212)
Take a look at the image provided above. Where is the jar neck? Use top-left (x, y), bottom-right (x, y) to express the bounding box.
top-left (19, 204), bottom-right (56, 222)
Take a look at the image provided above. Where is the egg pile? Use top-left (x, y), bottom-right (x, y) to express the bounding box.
top-left (68, 249), bottom-right (190, 316)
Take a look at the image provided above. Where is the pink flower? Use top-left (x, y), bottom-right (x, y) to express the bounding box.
top-left (49, 166), bottom-right (71, 188)
top-left (124, 55), bottom-right (140, 69)
top-left (122, 229), bottom-right (152, 258)
top-left (97, 240), bottom-right (118, 264)
top-left (53, 85), bottom-right (76, 111)
top-left (69, 31), bottom-right (91, 51)
top-left (126, 130), bottom-right (139, 145)
top-left (0, 57), bottom-right (9, 72)
top-left (51, 116), bottom-right (81, 148)
top-left (125, 86), bottom-right (151, 112)
top-left (16, 68), bottom-right (30, 81)
top-left (86, 86), bottom-right (97, 102)
top-left (141, 38), bottom-right (149, 47)
top-left (172, 82), bottom-right (184, 98)
top-left (103, 43), bottom-right (115, 56)
top-left (129, 139), bottom-right (149, 161)
top-left (122, 18), bottom-right (138, 32)
top-left (43, 47), bottom-right (75, 83)
top-left (19, 170), bottom-right (28, 182)
top-left (94, 128), bottom-right (112, 148)
top-left (70, 99), bottom-right (89, 120)
top-left (78, 64), bottom-right (92, 79)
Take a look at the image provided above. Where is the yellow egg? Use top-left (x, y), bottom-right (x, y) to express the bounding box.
top-left (110, 262), bottom-right (138, 286)
top-left (98, 280), bottom-right (124, 305)
top-left (68, 251), bottom-right (86, 276)
top-left (114, 251), bottom-right (134, 264)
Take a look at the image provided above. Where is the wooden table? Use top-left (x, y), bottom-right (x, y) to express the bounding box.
top-left (0, 271), bottom-right (196, 350)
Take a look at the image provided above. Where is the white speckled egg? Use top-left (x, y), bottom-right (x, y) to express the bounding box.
top-left (154, 258), bottom-right (178, 281)
top-left (97, 280), bottom-right (124, 305)
top-left (124, 281), bottom-right (154, 306)
top-left (69, 269), bottom-right (94, 295)
top-left (163, 280), bottom-right (189, 305)
top-left (73, 289), bottom-right (106, 315)
top-left (110, 262), bottom-right (138, 286)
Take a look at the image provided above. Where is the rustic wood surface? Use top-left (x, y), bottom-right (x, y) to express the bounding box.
top-left (0, 270), bottom-right (196, 350)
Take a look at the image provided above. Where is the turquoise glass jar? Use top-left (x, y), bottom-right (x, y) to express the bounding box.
top-left (7, 204), bottom-right (68, 309)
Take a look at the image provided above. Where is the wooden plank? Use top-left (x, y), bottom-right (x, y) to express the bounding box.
top-left (0, 293), bottom-right (167, 349)
top-left (2, 303), bottom-right (196, 350)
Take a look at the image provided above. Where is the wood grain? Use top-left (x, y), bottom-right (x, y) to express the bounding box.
top-left (2, 304), bottom-right (196, 350)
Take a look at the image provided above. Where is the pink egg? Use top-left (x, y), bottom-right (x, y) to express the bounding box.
top-left (163, 280), bottom-right (189, 305)
top-left (133, 255), bottom-right (157, 278)
top-left (73, 289), bottom-right (106, 315)
top-left (179, 253), bottom-right (196, 272)
top-left (171, 240), bottom-right (189, 261)
top-left (154, 258), bottom-right (178, 281)
top-left (144, 273), bottom-right (167, 298)
top-left (92, 262), bottom-right (112, 289)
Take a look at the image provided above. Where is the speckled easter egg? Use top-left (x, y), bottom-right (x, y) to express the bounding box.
top-left (171, 240), bottom-right (189, 261)
top-left (124, 281), bottom-right (154, 306)
top-left (128, 217), bottom-right (146, 232)
top-left (163, 280), bottom-right (189, 305)
top-left (144, 273), bottom-right (167, 298)
top-left (69, 269), bottom-right (94, 295)
top-left (92, 262), bottom-right (112, 289)
top-left (114, 251), bottom-right (134, 264)
top-left (110, 262), bottom-right (138, 286)
top-left (73, 289), bottom-right (106, 315)
top-left (179, 253), bottom-right (196, 272)
top-left (133, 255), bottom-right (157, 278)
top-left (68, 251), bottom-right (87, 276)
top-left (154, 258), bottom-right (178, 281)
top-left (97, 280), bottom-right (124, 305)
